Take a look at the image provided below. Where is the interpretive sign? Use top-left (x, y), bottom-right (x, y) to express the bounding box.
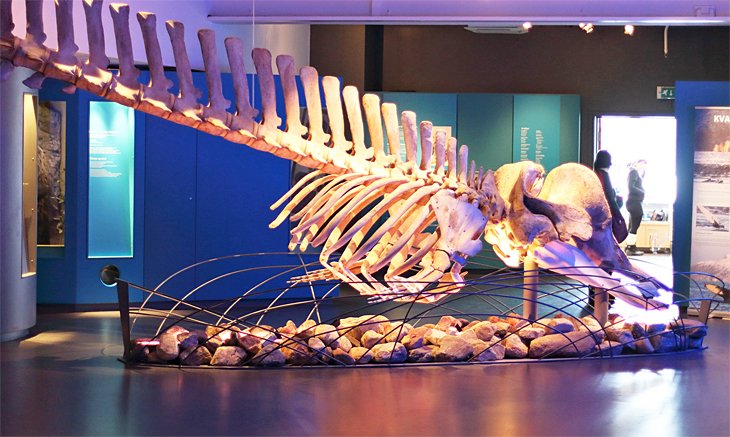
top-left (512, 95), bottom-right (562, 172)
top-left (88, 101), bottom-right (135, 258)
top-left (690, 106), bottom-right (730, 289)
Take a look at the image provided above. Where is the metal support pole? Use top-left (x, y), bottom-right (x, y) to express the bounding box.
top-left (523, 258), bottom-right (538, 321)
top-left (594, 288), bottom-right (609, 327)
top-left (116, 280), bottom-right (132, 361)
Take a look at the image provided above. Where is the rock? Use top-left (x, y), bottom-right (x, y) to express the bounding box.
top-left (205, 325), bottom-right (237, 344)
top-left (338, 315), bottom-right (390, 339)
top-left (436, 315), bottom-right (461, 332)
top-left (542, 318), bottom-right (575, 335)
top-left (401, 328), bottom-right (426, 350)
top-left (296, 319), bottom-right (317, 339)
top-left (435, 336), bottom-right (473, 362)
top-left (670, 319), bottom-right (708, 339)
top-left (464, 320), bottom-right (481, 331)
top-left (646, 323), bottom-right (668, 334)
top-left (205, 335), bottom-right (225, 354)
top-left (178, 331), bottom-right (202, 350)
top-left (330, 335), bottom-right (352, 352)
top-left (331, 348), bottom-right (356, 366)
top-left (649, 331), bottom-right (680, 353)
top-left (361, 330), bottom-right (385, 349)
top-left (501, 334), bottom-right (528, 359)
top-left (629, 322), bottom-right (647, 339)
top-left (466, 321), bottom-right (496, 341)
top-left (605, 326), bottom-right (634, 347)
top-left (528, 331), bottom-right (597, 358)
top-left (282, 340), bottom-right (317, 365)
top-left (349, 347), bottom-right (373, 364)
top-left (277, 320), bottom-right (298, 338)
top-left (580, 317), bottom-right (606, 343)
top-left (505, 314), bottom-right (529, 331)
top-left (493, 322), bottom-right (511, 337)
top-left (307, 337), bottom-right (327, 364)
top-left (251, 343), bottom-right (286, 367)
top-left (314, 324), bottom-right (339, 346)
top-left (180, 345), bottom-right (212, 365)
top-left (166, 325), bottom-right (189, 337)
top-left (371, 342), bottom-right (408, 364)
top-left (518, 327), bottom-right (545, 341)
top-left (687, 337), bottom-right (705, 349)
top-left (211, 346), bottom-right (247, 366)
top-left (474, 342), bottom-right (505, 362)
top-left (592, 340), bottom-right (623, 357)
top-left (425, 328), bottom-right (447, 346)
top-left (407, 346), bottom-right (438, 363)
top-left (458, 329), bottom-right (479, 343)
top-left (384, 322), bottom-right (412, 343)
top-left (633, 337), bottom-right (655, 354)
top-left (156, 332), bottom-right (180, 361)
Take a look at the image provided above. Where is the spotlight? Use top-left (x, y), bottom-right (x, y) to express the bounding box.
top-left (522, 22), bottom-right (532, 30)
top-left (624, 24), bottom-right (635, 36)
top-left (579, 22), bottom-right (594, 34)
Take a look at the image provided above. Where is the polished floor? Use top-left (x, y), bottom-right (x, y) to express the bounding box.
top-left (1, 310), bottom-right (729, 436)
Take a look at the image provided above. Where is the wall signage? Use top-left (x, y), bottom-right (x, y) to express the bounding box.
top-left (657, 86), bottom-right (676, 100)
top-left (88, 101), bottom-right (135, 258)
top-left (512, 95), bottom-right (562, 172)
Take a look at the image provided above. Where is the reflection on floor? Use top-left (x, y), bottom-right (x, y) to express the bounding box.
top-left (1, 309), bottom-right (728, 436)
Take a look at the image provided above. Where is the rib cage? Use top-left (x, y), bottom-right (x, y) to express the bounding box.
top-left (1, 0), bottom-right (502, 303)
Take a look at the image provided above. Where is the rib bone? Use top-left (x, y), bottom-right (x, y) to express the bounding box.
top-left (136, 12), bottom-right (173, 116)
top-left (165, 20), bottom-right (202, 128)
top-left (198, 29), bottom-right (231, 135)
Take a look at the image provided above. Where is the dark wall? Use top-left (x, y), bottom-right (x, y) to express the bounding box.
top-left (311, 25), bottom-right (729, 165)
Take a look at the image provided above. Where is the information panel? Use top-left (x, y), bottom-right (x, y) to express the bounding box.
top-left (88, 101), bottom-right (135, 258)
top-left (512, 95), bottom-right (562, 172)
top-left (690, 106), bottom-right (730, 286)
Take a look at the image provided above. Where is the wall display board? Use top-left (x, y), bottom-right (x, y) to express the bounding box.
top-left (87, 101), bottom-right (135, 258)
top-left (22, 94), bottom-right (38, 277)
top-left (690, 106), bottom-right (730, 289)
top-left (37, 101), bottom-right (66, 246)
top-left (513, 95), bottom-right (563, 173)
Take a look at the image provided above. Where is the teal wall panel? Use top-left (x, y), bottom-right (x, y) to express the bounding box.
top-left (456, 93), bottom-right (514, 171)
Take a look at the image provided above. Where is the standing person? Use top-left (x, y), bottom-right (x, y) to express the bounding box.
top-left (593, 150), bottom-right (627, 243)
top-left (625, 159), bottom-right (647, 256)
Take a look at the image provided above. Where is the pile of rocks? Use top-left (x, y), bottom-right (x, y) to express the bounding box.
top-left (129, 314), bottom-right (708, 367)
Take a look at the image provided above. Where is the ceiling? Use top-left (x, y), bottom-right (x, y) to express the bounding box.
top-left (207, 0), bottom-right (730, 26)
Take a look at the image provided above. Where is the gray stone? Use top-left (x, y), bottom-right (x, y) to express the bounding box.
top-left (649, 331), bottom-right (680, 353)
top-left (384, 322), bottom-right (412, 343)
top-left (314, 324), bottom-right (340, 346)
top-left (281, 340), bottom-right (315, 365)
top-left (156, 332), bottom-right (180, 361)
top-left (580, 317), bottom-right (606, 343)
top-left (211, 346), bottom-right (247, 366)
top-left (474, 342), bottom-right (505, 361)
top-left (518, 327), bottom-right (545, 341)
top-left (542, 318), bottom-right (575, 335)
top-left (501, 334), bottom-right (528, 359)
top-left (331, 348), bottom-right (356, 366)
top-left (467, 321), bottom-right (496, 341)
top-left (687, 337), bottom-right (705, 349)
top-left (349, 347), bottom-right (374, 364)
top-left (307, 336), bottom-right (327, 364)
top-left (338, 315), bottom-right (390, 339)
top-left (493, 322), bottom-right (511, 337)
top-left (633, 337), bottom-right (655, 354)
top-left (646, 323), bottom-right (668, 334)
top-left (296, 319), bottom-right (317, 339)
top-left (401, 329), bottom-right (426, 350)
top-left (361, 330), bottom-right (385, 349)
top-left (407, 345), bottom-right (438, 363)
top-left (606, 326), bottom-right (634, 346)
top-left (251, 343), bottom-right (286, 367)
top-left (670, 319), bottom-right (708, 339)
top-left (425, 328), bottom-right (447, 346)
top-left (436, 315), bottom-right (461, 332)
top-left (435, 336), bottom-right (473, 362)
top-left (629, 322), bottom-right (647, 339)
top-left (331, 335), bottom-right (352, 352)
top-left (178, 331), bottom-right (202, 350)
top-left (277, 320), bottom-right (298, 338)
top-left (180, 345), bottom-right (212, 365)
top-left (592, 340), bottom-right (624, 357)
top-left (528, 331), bottom-right (597, 358)
top-left (371, 342), bottom-right (408, 364)
top-left (166, 325), bottom-right (189, 337)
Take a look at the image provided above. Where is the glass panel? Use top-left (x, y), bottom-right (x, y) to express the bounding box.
top-left (22, 94), bottom-right (38, 277)
top-left (88, 101), bottom-right (135, 258)
top-left (37, 100), bottom-right (66, 246)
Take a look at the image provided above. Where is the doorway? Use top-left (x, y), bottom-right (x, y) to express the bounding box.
top-left (595, 115), bottom-right (676, 285)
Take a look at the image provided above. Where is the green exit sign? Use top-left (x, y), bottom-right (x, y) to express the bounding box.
top-left (657, 86), bottom-right (675, 100)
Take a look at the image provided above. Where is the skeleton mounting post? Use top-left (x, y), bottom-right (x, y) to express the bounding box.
top-left (523, 258), bottom-right (538, 321)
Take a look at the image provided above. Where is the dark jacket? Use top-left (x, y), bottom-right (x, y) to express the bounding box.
top-left (627, 169), bottom-right (645, 202)
top-left (595, 168), bottom-right (622, 219)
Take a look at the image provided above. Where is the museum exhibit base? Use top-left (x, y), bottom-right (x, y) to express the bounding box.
top-left (105, 254), bottom-right (720, 369)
